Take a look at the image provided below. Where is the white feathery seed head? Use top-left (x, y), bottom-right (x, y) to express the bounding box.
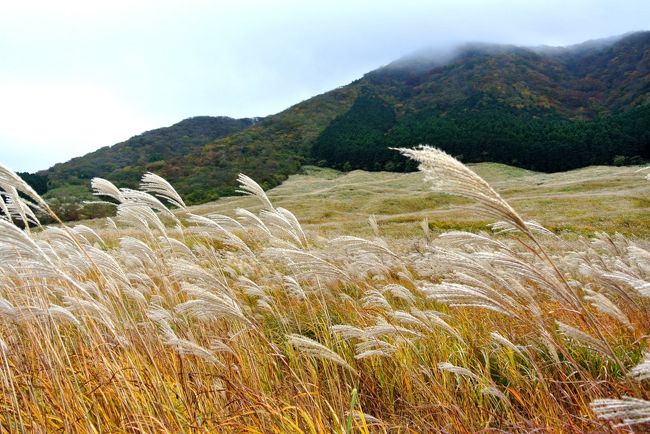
top-left (237, 173), bottom-right (274, 211)
top-left (140, 172), bottom-right (186, 209)
top-left (394, 146), bottom-right (531, 236)
top-left (286, 333), bottom-right (356, 374)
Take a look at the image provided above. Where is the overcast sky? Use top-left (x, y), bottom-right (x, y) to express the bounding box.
top-left (1, 0), bottom-right (648, 172)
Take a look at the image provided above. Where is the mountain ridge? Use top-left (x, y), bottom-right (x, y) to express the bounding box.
top-left (37, 31), bottom-right (650, 216)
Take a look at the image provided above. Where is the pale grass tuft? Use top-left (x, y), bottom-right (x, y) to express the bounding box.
top-left (176, 284), bottom-right (249, 325)
top-left (354, 338), bottom-right (396, 359)
top-left (368, 215), bottom-right (380, 237)
top-left (287, 333), bottom-right (356, 374)
top-left (629, 352), bottom-right (650, 382)
top-left (437, 362), bottom-right (480, 381)
top-left (482, 386), bottom-right (508, 401)
top-left (490, 331), bottom-right (525, 356)
top-left (91, 177), bottom-right (123, 202)
top-left (394, 146), bottom-right (530, 235)
top-left (556, 321), bottom-right (612, 358)
top-left (0, 162), bottom-right (48, 208)
top-left (583, 289), bottom-right (633, 330)
top-left (140, 172), bottom-right (187, 209)
top-left (165, 336), bottom-right (224, 366)
top-left (590, 397), bottom-right (650, 427)
top-left (0, 336), bottom-right (8, 356)
top-left (237, 173), bottom-right (274, 210)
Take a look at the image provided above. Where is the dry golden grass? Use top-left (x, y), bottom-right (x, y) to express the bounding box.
top-left (0, 157), bottom-right (648, 433)
top-left (192, 163), bottom-right (650, 238)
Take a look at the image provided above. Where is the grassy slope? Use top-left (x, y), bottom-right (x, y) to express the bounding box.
top-left (191, 163), bottom-right (650, 238)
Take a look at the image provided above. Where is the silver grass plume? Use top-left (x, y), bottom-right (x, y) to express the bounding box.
top-left (210, 339), bottom-right (235, 355)
top-left (603, 271), bottom-right (650, 298)
top-left (330, 324), bottom-right (365, 341)
top-left (0, 337), bottom-right (8, 356)
top-left (0, 162), bottom-right (48, 209)
top-left (490, 331), bottom-right (526, 356)
top-left (556, 321), bottom-right (612, 358)
top-left (45, 304), bottom-right (82, 327)
top-left (164, 237), bottom-right (196, 259)
top-left (629, 352), bottom-right (650, 382)
top-left (490, 220), bottom-right (555, 237)
top-left (628, 245), bottom-right (650, 270)
top-left (421, 281), bottom-right (521, 318)
top-left (170, 259), bottom-right (228, 292)
top-left (0, 192), bottom-right (11, 222)
top-left (120, 189), bottom-right (178, 222)
top-left (437, 362), bottom-right (480, 381)
top-left (368, 215), bottom-right (380, 237)
top-left (411, 308), bottom-right (463, 342)
top-left (0, 219), bottom-right (58, 269)
top-left (148, 307), bottom-right (224, 366)
top-left (364, 321), bottom-right (421, 339)
top-left (164, 336), bottom-right (224, 366)
top-left (286, 333), bottom-right (356, 374)
top-left (382, 284), bottom-right (416, 305)
top-left (117, 204), bottom-right (167, 239)
top-left (72, 224), bottom-right (105, 246)
top-left (238, 276), bottom-right (266, 298)
top-left (482, 386), bottom-right (508, 401)
top-left (583, 288), bottom-right (632, 330)
top-left (64, 296), bottom-right (117, 334)
top-left (140, 172), bottom-right (186, 210)
top-left (264, 247), bottom-right (349, 281)
top-left (283, 276), bottom-right (307, 300)
top-left (106, 217), bottom-right (118, 231)
top-left (361, 289), bottom-right (392, 311)
top-left (237, 173), bottom-right (274, 211)
top-left (438, 231), bottom-right (510, 251)
top-left (206, 214), bottom-right (246, 231)
top-left (120, 237), bottom-right (158, 269)
top-left (188, 214), bottom-right (255, 257)
top-left (590, 397), bottom-right (650, 427)
top-left (5, 186), bottom-right (41, 229)
top-left (260, 208), bottom-right (307, 248)
top-left (350, 412), bottom-right (382, 424)
top-left (175, 283), bottom-right (249, 325)
top-left (394, 146), bottom-right (531, 236)
top-left (388, 310), bottom-right (426, 330)
top-left (235, 208), bottom-right (272, 236)
top-left (354, 338), bottom-right (396, 359)
top-left (91, 177), bottom-right (123, 202)
top-left (330, 236), bottom-right (399, 260)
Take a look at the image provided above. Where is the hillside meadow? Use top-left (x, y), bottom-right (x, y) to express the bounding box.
top-left (194, 162), bottom-right (650, 238)
top-left (0, 151), bottom-right (649, 432)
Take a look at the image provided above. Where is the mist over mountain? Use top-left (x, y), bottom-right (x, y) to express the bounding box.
top-left (38, 31), bottom-right (649, 214)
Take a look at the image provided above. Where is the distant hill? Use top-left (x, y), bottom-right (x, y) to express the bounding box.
top-left (44, 116), bottom-right (260, 189)
top-left (39, 31), bottom-right (650, 213)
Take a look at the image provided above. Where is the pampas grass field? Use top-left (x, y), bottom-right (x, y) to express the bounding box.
top-left (0, 149), bottom-right (649, 432)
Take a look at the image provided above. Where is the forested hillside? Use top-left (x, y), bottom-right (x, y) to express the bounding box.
top-left (314, 32), bottom-right (650, 172)
top-left (44, 116), bottom-right (259, 189)
top-left (38, 31), bottom-right (650, 212)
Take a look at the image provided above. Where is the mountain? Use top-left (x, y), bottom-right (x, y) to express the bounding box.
top-left (312, 31), bottom-right (650, 172)
top-left (44, 116), bottom-right (260, 188)
top-left (40, 32), bottom-right (650, 213)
